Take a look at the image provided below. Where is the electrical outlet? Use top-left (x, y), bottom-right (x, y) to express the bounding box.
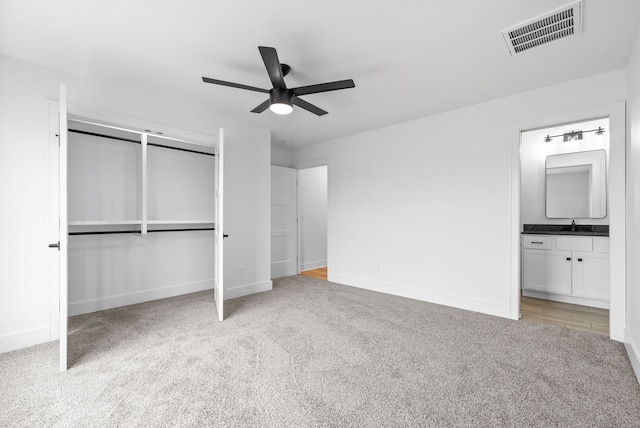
top-left (239, 266), bottom-right (245, 276)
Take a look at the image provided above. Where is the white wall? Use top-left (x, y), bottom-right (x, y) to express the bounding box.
top-left (271, 146), bottom-right (293, 167)
top-left (0, 54), bottom-right (272, 353)
top-left (292, 69), bottom-right (626, 319)
top-left (521, 118), bottom-right (610, 227)
top-left (298, 166), bottom-right (328, 271)
top-left (625, 28), bottom-right (640, 379)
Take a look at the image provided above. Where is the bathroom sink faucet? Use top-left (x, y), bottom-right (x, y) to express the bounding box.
top-left (571, 220), bottom-right (576, 232)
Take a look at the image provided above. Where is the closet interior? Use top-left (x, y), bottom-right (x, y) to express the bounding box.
top-left (66, 117), bottom-right (218, 317)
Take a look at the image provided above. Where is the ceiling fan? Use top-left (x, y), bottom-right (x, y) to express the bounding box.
top-left (202, 46), bottom-right (355, 116)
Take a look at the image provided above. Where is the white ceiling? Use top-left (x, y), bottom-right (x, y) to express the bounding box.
top-left (1, 0), bottom-right (639, 148)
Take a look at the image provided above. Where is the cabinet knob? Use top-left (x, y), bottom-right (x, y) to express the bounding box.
top-left (577, 258), bottom-right (583, 262)
top-left (566, 257), bottom-right (571, 261)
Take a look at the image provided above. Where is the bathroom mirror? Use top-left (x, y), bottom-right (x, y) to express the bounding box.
top-left (546, 150), bottom-right (607, 218)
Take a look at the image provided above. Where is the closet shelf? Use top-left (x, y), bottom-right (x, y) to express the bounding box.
top-left (68, 220), bottom-right (142, 226)
top-left (146, 220), bottom-right (215, 225)
top-left (69, 220), bottom-right (214, 226)
top-left (69, 118), bottom-right (216, 155)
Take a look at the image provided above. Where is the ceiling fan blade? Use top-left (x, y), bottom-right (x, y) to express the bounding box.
top-left (292, 96), bottom-right (328, 116)
top-left (202, 77), bottom-right (269, 93)
top-left (251, 99), bottom-right (271, 113)
top-left (258, 46), bottom-right (287, 89)
top-left (292, 79), bottom-right (355, 96)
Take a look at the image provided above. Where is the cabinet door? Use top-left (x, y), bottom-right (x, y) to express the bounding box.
top-left (523, 249), bottom-right (572, 295)
top-left (572, 252), bottom-right (610, 300)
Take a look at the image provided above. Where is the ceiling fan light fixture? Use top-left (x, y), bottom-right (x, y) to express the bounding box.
top-left (269, 102), bottom-right (293, 115)
top-left (202, 46), bottom-right (355, 116)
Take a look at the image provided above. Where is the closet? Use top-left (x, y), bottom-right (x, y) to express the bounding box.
top-left (52, 85), bottom-right (225, 371)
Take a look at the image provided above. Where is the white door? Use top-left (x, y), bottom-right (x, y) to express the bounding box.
top-left (54, 85), bottom-right (69, 371)
top-left (271, 166), bottom-right (298, 278)
top-left (214, 129), bottom-right (225, 321)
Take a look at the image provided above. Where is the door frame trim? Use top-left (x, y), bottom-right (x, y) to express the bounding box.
top-left (295, 158), bottom-right (333, 281)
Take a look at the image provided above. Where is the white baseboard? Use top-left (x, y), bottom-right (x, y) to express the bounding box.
top-left (3, 279), bottom-right (273, 354)
top-left (330, 273), bottom-right (511, 319)
top-left (69, 279), bottom-right (214, 316)
top-left (301, 261), bottom-right (327, 272)
top-left (225, 280), bottom-right (272, 300)
top-left (625, 328), bottom-right (640, 383)
top-left (0, 326), bottom-right (50, 354)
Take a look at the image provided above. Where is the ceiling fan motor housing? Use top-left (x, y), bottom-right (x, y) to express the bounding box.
top-left (270, 87), bottom-right (293, 105)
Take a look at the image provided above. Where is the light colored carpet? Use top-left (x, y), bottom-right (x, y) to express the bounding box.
top-left (1, 275), bottom-right (639, 427)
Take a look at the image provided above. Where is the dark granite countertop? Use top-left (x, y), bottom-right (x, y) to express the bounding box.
top-left (522, 224), bottom-right (609, 237)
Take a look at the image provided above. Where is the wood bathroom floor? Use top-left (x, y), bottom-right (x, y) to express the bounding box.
top-left (521, 295), bottom-right (609, 335)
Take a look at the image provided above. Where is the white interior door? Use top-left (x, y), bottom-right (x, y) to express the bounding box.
top-left (271, 166), bottom-right (298, 278)
top-left (214, 129), bottom-right (224, 321)
top-left (57, 85), bottom-right (69, 371)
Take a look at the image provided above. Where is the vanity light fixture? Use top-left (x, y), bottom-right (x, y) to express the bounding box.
top-left (543, 126), bottom-right (606, 143)
top-left (563, 131), bottom-right (584, 142)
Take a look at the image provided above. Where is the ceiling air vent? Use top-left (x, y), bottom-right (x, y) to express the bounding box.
top-left (501, 1), bottom-right (583, 56)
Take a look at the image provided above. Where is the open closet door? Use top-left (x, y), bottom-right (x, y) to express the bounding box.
top-left (214, 129), bottom-right (225, 321)
top-left (58, 84), bottom-right (69, 371)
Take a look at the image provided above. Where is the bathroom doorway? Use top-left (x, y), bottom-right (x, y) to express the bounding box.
top-left (517, 113), bottom-right (617, 336)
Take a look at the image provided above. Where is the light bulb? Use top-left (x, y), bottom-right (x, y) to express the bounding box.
top-left (269, 103), bottom-right (293, 115)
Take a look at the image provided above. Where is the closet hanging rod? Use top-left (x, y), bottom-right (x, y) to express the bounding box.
top-left (69, 227), bottom-right (215, 236)
top-left (69, 129), bottom-right (139, 144)
top-left (70, 230), bottom-right (140, 236)
top-left (68, 129), bottom-right (216, 156)
top-left (69, 117), bottom-right (215, 149)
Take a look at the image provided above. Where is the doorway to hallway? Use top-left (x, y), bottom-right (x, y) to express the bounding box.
top-left (300, 267), bottom-right (328, 281)
top-left (298, 165), bottom-right (328, 276)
